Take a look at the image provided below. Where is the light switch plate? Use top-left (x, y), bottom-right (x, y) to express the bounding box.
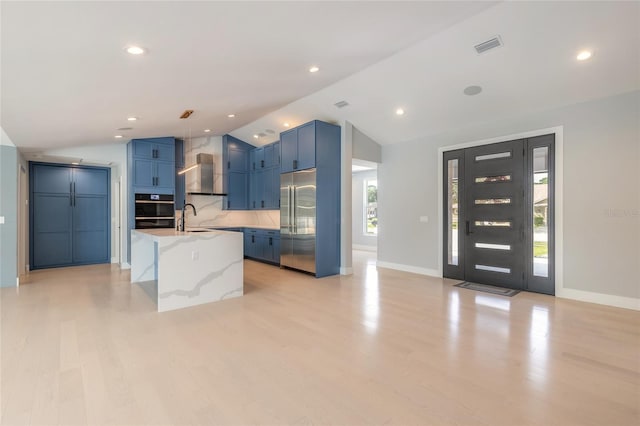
top-left (0, 216), bottom-right (5, 224)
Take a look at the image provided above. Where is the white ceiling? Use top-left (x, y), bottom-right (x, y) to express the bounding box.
top-left (1, 1), bottom-right (497, 151)
top-left (231, 1), bottom-right (640, 146)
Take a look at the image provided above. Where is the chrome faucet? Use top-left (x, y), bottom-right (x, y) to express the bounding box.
top-left (178, 203), bottom-right (197, 231)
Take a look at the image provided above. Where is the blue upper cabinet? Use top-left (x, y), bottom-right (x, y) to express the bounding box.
top-left (280, 129), bottom-right (298, 173)
top-left (222, 135), bottom-right (253, 210)
top-left (280, 121), bottom-right (332, 173)
top-left (129, 137), bottom-right (176, 194)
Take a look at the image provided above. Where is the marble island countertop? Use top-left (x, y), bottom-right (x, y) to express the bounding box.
top-left (131, 228), bottom-right (243, 312)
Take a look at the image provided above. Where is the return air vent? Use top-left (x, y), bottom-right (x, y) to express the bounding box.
top-left (334, 100), bottom-right (349, 108)
top-left (474, 36), bottom-right (503, 54)
top-left (258, 132), bottom-right (267, 137)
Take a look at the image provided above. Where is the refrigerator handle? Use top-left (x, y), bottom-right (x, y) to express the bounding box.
top-left (291, 185), bottom-right (296, 234)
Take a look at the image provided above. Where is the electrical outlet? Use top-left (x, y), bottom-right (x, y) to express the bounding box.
top-left (0, 216), bottom-right (5, 224)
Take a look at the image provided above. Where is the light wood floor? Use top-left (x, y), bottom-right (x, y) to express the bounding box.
top-left (2, 251), bottom-right (639, 425)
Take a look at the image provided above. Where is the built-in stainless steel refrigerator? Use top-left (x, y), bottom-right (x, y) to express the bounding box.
top-left (280, 169), bottom-right (317, 274)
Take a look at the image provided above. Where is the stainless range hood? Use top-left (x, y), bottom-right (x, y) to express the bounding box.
top-left (182, 153), bottom-right (227, 196)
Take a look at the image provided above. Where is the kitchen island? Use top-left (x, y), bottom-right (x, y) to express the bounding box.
top-left (130, 228), bottom-right (243, 312)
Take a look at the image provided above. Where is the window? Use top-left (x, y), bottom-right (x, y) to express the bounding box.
top-left (364, 179), bottom-right (378, 235)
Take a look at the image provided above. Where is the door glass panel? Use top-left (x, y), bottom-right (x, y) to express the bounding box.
top-left (475, 264), bottom-right (511, 273)
top-left (475, 242), bottom-right (511, 250)
top-left (475, 220), bottom-right (511, 227)
top-left (447, 159), bottom-right (459, 266)
top-left (475, 152), bottom-right (511, 161)
top-left (474, 198), bottom-right (511, 205)
top-left (475, 175), bottom-right (512, 183)
top-left (533, 147), bottom-right (549, 277)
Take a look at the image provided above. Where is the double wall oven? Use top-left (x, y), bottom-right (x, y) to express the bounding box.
top-left (134, 193), bottom-right (175, 229)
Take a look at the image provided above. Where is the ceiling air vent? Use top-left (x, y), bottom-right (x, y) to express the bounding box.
top-left (258, 132), bottom-right (267, 137)
top-left (334, 100), bottom-right (349, 108)
top-left (474, 36), bottom-right (503, 54)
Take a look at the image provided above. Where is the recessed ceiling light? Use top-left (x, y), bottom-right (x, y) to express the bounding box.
top-left (576, 50), bottom-right (592, 61)
top-left (309, 66), bottom-right (320, 73)
top-left (253, 134), bottom-right (259, 139)
top-left (127, 116), bottom-right (138, 121)
top-left (71, 162), bottom-right (79, 165)
top-left (283, 123), bottom-right (290, 127)
top-left (395, 108), bottom-right (405, 116)
top-left (114, 135), bottom-right (123, 139)
top-left (227, 114), bottom-right (235, 118)
top-left (204, 129), bottom-right (211, 133)
top-left (125, 45), bottom-right (146, 55)
top-left (463, 85), bottom-right (482, 96)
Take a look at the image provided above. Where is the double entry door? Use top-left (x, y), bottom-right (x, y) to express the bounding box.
top-left (443, 135), bottom-right (554, 294)
top-left (30, 163), bottom-right (110, 269)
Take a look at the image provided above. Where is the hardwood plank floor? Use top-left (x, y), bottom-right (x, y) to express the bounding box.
top-left (2, 251), bottom-right (639, 425)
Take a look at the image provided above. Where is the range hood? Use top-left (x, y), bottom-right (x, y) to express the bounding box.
top-left (182, 153), bottom-right (227, 196)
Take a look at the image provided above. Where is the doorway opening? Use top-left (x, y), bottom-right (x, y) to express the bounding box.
top-left (442, 134), bottom-right (555, 295)
top-left (352, 159), bottom-right (378, 253)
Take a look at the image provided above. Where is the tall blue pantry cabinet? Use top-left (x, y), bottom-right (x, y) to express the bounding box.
top-left (127, 137), bottom-right (176, 262)
top-left (30, 163), bottom-right (110, 269)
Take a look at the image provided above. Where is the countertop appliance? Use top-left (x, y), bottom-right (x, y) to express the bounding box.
top-left (280, 169), bottom-right (318, 274)
top-left (134, 193), bottom-right (175, 229)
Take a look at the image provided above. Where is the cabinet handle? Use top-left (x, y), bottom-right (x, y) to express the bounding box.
top-left (261, 160), bottom-right (264, 168)
top-left (261, 200), bottom-right (264, 208)
top-left (73, 182), bottom-right (76, 206)
top-left (227, 161), bottom-right (230, 169)
top-left (251, 235), bottom-right (255, 243)
top-left (466, 221), bottom-right (472, 235)
top-left (269, 237), bottom-right (272, 246)
top-left (70, 182), bottom-right (73, 206)
top-left (293, 160), bottom-right (297, 169)
top-left (227, 200), bottom-right (230, 209)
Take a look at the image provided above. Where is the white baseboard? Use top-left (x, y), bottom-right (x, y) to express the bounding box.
top-left (121, 262), bottom-right (131, 270)
top-left (376, 261), bottom-right (440, 278)
top-left (111, 257), bottom-right (118, 263)
top-left (353, 244), bottom-right (377, 252)
top-left (558, 288), bottom-right (640, 311)
top-left (340, 267), bottom-right (353, 275)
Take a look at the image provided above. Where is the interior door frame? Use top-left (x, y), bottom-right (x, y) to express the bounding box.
top-left (437, 126), bottom-right (563, 296)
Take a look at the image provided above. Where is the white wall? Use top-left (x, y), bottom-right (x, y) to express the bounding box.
top-left (378, 90), bottom-right (640, 305)
top-left (352, 170), bottom-right (377, 250)
top-left (0, 128), bottom-right (18, 287)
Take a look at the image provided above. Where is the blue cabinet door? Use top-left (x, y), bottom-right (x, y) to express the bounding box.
top-left (32, 193), bottom-right (73, 268)
top-left (280, 129), bottom-right (297, 173)
top-left (132, 140), bottom-right (154, 159)
top-left (133, 158), bottom-right (154, 187)
top-left (227, 172), bottom-right (248, 209)
top-left (254, 147), bottom-right (265, 169)
top-left (155, 161), bottom-right (175, 190)
top-left (272, 236), bottom-right (280, 264)
top-left (72, 168), bottom-right (109, 264)
top-left (155, 143), bottom-right (175, 162)
top-left (297, 122), bottom-right (316, 170)
top-left (228, 145), bottom-right (249, 172)
top-left (272, 142), bottom-right (280, 167)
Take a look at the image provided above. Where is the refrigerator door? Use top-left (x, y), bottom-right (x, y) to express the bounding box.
top-left (293, 169), bottom-right (317, 274)
top-left (280, 173), bottom-right (295, 269)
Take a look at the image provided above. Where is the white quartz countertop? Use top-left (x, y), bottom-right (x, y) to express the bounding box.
top-left (132, 228), bottom-right (238, 240)
top-left (211, 225), bottom-right (280, 230)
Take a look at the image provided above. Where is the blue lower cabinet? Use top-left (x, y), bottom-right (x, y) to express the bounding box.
top-left (243, 228), bottom-right (280, 265)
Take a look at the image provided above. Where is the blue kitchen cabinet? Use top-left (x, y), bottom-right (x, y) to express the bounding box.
top-left (30, 163), bottom-right (110, 270)
top-left (223, 135), bottom-right (253, 210)
top-left (280, 122), bottom-right (318, 173)
top-left (248, 140), bottom-right (281, 210)
top-left (129, 137), bottom-right (175, 194)
top-left (243, 228), bottom-right (280, 264)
